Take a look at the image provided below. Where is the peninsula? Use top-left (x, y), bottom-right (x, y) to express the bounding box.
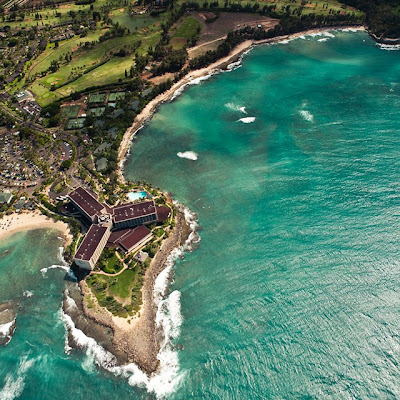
top-left (0, 0), bottom-right (399, 380)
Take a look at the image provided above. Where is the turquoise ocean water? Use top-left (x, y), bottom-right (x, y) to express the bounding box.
top-left (2, 30), bottom-right (400, 399)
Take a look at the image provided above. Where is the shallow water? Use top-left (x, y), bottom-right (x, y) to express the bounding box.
top-left (124, 30), bottom-right (400, 399)
top-left (1, 30), bottom-right (400, 399)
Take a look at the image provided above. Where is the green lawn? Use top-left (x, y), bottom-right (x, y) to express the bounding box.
top-left (102, 253), bottom-right (122, 274)
top-left (171, 16), bottom-right (201, 49)
top-left (86, 274), bottom-right (131, 317)
top-left (108, 269), bottom-right (136, 299)
top-left (28, 30), bottom-right (161, 106)
top-left (27, 30), bottom-right (103, 79)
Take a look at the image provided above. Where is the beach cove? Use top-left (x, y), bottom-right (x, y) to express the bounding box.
top-left (1, 29), bottom-right (400, 399)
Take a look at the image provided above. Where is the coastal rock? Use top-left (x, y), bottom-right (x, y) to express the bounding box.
top-left (0, 302), bottom-right (16, 346)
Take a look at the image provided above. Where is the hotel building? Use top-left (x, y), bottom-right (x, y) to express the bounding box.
top-left (68, 187), bottom-right (105, 223)
top-left (112, 201), bottom-right (158, 230)
top-left (69, 187), bottom-right (165, 270)
top-left (74, 224), bottom-right (111, 270)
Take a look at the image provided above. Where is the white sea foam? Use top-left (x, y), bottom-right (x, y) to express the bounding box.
top-left (376, 43), bottom-right (400, 51)
top-left (61, 204), bottom-right (200, 398)
top-left (65, 294), bottom-right (78, 311)
top-left (226, 59), bottom-right (242, 71)
top-left (299, 110), bottom-right (314, 122)
top-left (0, 319), bottom-right (15, 337)
top-left (170, 74), bottom-right (214, 101)
top-left (40, 247), bottom-right (76, 280)
top-left (238, 117), bottom-right (255, 123)
top-left (61, 310), bottom-right (117, 371)
top-left (0, 354), bottom-right (35, 400)
top-left (23, 290), bottom-right (33, 298)
top-left (41, 264), bottom-right (71, 277)
top-left (318, 38), bottom-right (329, 42)
top-left (225, 103), bottom-right (247, 114)
top-left (308, 31), bottom-right (335, 38)
top-left (340, 27), bottom-right (362, 32)
top-left (177, 151), bottom-right (198, 161)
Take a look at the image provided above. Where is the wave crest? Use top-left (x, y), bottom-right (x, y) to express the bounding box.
top-left (177, 151), bottom-right (198, 161)
top-left (238, 117), bottom-right (255, 123)
top-left (0, 354), bottom-right (35, 400)
top-left (171, 74), bottom-right (214, 101)
top-left (299, 110), bottom-right (314, 122)
top-left (40, 247), bottom-right (77, 281)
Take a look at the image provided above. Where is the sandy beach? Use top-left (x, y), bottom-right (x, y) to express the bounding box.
top-left (0, 211), bottom-right (73, 245)
top-left (117, 25), bottom-right (366, 179)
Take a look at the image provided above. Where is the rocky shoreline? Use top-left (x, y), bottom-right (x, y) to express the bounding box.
top-left (63, 208), bottom-right (193, 374)
top-left (0, 302), bottom-right (17, 347)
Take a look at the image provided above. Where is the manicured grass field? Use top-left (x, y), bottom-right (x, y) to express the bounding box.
top-left (27, 30), bottom-right (102, 79)
top-left (108, 269), bottom-right (137, 299)
top-left (27, 29), bottom-right (161, 106)
top-left (102, 253), bottom-right (122, 274)
top-left (171, 16), bottom-right (202, 49)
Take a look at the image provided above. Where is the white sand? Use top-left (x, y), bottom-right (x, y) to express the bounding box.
top-left (0, 211), bottom-right (72, 244)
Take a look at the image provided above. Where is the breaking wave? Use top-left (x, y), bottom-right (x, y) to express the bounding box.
top-left (40, 247), bottom-right (76, 281)
top-left (0, 354), bottom-right (35, 400)
top-left (225, 103), bottom-right (247, 114)
top-left (61, 203), bottom-right (200, 398)
top-left (376, 43), bottom-right (400, 51)
top-left (171, 74), bottom-right (214, 101)
top-left (299, 110), bottom-right (314, 122)
top-left (23, 290), bottom-right (33, 298)
top-left (0, 319), bottom-right (15, 337)
top-left (308, 31), bottom-right (335, 39)
top-left (177, 151), bottom-right (198, 161)
top-left (238, 117), bottom-right (256, 123)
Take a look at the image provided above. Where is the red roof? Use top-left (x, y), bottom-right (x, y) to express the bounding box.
top-left (113, 201), bottom-right (156, 223)
top-left (69, 187), bottom-right (105, 218)
top-left (156, 205), bottom-right (170, 223)
top-left (119, 226), bottom-right (151, 252)
top-left (75, 225), bottom-right (109, 261)
top-left (107, 228), bottom-right (130, 244)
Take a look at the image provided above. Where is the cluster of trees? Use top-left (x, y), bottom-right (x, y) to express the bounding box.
top-left (338, 0), bottom-right (400, 38)
top-left (151, 48), bottom-right (188, 75)
top-left (99, 22), bottom-right (127, 42)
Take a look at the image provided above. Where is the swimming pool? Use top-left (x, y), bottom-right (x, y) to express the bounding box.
top-left (127, 191), bottom-right (147, 201)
